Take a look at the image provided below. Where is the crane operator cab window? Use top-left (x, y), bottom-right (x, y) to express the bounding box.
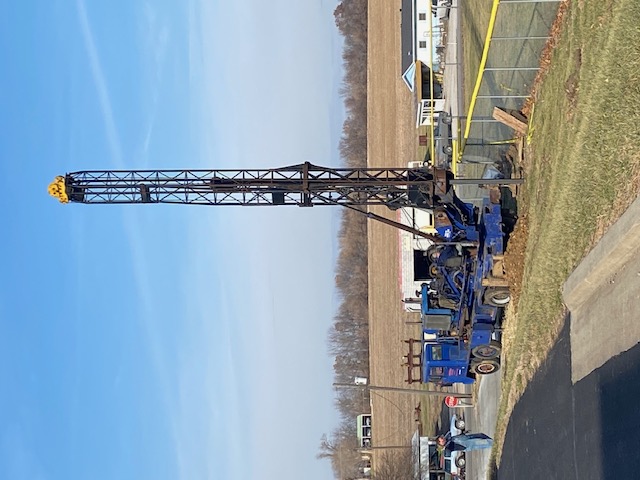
top-left (431, 345), bottom-right (443, 360)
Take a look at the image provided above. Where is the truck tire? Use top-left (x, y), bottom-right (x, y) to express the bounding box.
top-left (443, 145), bottom-right (453, 155)
top-left (485, 287), bottom-right (511, 307)
top-left (427, 246), bottom-right (441, 262)
top-left (471, 340), bottom-right (502, 359)
top-left (472, 359), bottom-right (500, 375)
top-left (454, 417), bottom-right (466, 430)
top-left (455, 454), bottom-right (466, 468)
top-left (429, 264), bottom-right (440, 278)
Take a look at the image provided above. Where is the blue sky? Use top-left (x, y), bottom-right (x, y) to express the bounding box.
top-left (0, 1), bottom-right (345, 479)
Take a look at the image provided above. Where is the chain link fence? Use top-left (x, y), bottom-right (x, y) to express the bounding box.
top-left (455, 0), bottom-right (561, 200)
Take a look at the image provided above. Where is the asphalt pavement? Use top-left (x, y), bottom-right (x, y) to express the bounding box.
top-left (498, 317), bottom-right (640, 479)
top-left (464, 372), bottom-right (500, 480)
top-left (497, 197), bottom-right (640, 478)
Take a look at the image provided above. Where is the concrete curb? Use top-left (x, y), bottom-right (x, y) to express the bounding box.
top-left (563, 195), bottom-right (640, 311)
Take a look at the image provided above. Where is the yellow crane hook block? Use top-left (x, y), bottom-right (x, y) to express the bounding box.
top-left (48, 176), bottom-right (69, 203)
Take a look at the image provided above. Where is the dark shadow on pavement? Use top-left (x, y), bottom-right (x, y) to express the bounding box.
top-left (496, 315), bottom-right (640, 479)
top-left (577, 328), bottom-right (640, 479)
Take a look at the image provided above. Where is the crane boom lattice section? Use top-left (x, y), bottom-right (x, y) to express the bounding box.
top-left (55, 162), bottom-right (449, 209)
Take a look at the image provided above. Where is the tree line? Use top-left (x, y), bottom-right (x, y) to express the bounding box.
top-left (319, 3), bottom-right (419, 476)
top-left (318, 0), bottom-right (374, 478)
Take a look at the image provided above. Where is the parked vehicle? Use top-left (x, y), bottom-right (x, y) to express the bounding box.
top-left (448, 415), bottom-right (466, 478)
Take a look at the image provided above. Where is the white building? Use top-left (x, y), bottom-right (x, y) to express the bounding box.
top-left (400, 0), bottom-right (449, 126)
top-left (400, 0), bottom-right (447, 91)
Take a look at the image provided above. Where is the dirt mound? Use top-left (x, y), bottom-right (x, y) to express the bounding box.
top-left (504, 213), bottom-right (529, 308)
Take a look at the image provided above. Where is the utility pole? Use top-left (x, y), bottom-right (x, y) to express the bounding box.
top-left (333, 382), bottom-right (472, 399)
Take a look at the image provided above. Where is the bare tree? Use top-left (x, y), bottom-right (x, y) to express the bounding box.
top-left (321, 1), bottom-right (375, 478)
top-left (317, 431), bottom-right (366, 479)
top-left (317, 433), bottom-right (339, 460)
top-left (372, 450), bottom-right (420, 480)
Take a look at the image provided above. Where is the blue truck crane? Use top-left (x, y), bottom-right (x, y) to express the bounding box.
top-left (414, 192), bottom-right (512, 386)
top-left (49, 164), bottom-right (517, 386)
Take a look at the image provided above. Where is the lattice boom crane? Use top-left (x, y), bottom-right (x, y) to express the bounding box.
top-left (48, 162), bottom-right (519, 241)
top-left (48, 162), bottom-right (522, 386)
top-left (48, 162), bottom-right (453, 206)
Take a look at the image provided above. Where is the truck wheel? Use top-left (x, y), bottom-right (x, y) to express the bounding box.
top-left (472, 359), bottom-right (500, 375)
top-left (455, 454), bottom-right (466, 468)
top-left (443, 145), bottom-right (453, 155)
top-left (427, 246), bottom-right (441, 262)
top-left (429, 264), bottom-right (440, 278)
top-left (471, 340), bottom-right (502, 359)
top-left (485, 287), bottom-right (511, 307)
top-left (454, 417), bottom-right (466, 430)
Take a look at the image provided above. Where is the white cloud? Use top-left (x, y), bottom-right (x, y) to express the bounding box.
top-left (75, 0), bottom-right (181, 462)
top-left (137, 2), bottom-right (171, 163)
top-left (75, 0), bottom-right (123, 166)
top-left (171, 239), bottom-right (262, 479)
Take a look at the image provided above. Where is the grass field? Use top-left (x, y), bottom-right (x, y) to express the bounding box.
top-left (479, 0), bottom-right (640, 467)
